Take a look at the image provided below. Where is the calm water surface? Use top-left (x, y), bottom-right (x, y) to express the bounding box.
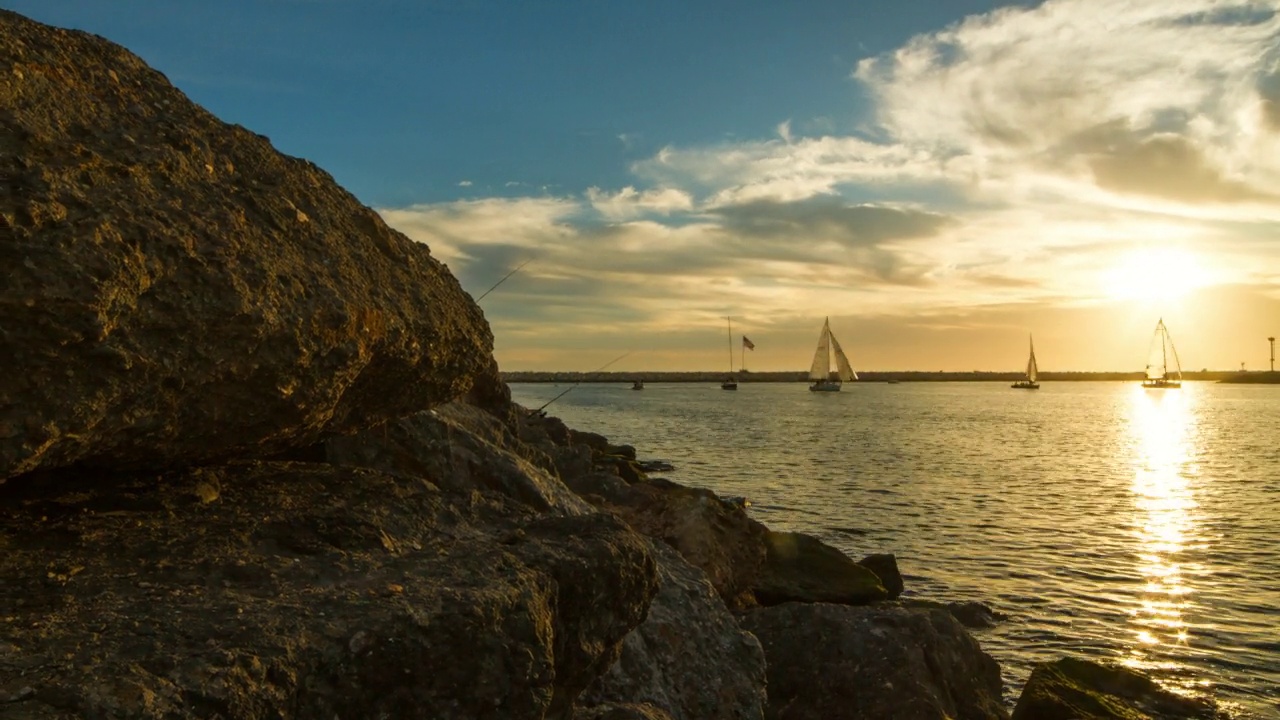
top-left (510, 381), bottom-right (1280, 718)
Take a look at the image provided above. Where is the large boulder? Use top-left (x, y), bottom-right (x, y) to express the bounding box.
top-left (754, 530), bottom-right (888, 605)
top-left (1012, 657), bottom-right (1230, 719)
top-left (740, 603), bottom-right (1008, 720)
top-left (562, 474), bottom-right (767, 610)
top-left (0, 461), bottom-right (658, 719)
top-left (582, 541), bottom-right (767, 720)
top-left (0, 10), bottom-right (492, 482)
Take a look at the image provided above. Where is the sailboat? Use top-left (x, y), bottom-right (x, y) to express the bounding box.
top-left (1011, 334), bottom-right (1040, 389)
top-left (721, 316), bottom-right (738, 390)
top-left (1143, 318), bottom-right (1183, 389)
top-left (808, 317), bottom-right (857, 391)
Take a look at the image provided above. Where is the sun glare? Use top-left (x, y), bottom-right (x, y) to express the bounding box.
top-left (1101, 250), bottom-right (1211, 303)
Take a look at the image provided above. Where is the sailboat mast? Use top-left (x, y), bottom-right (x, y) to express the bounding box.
top-left (1160, 319), bottom-right (1167, 377)
top-left (726, 316), bottom-right (733, 374)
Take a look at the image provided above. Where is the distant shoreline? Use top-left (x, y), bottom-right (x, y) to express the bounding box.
top-left (503, 370), bottom-right (1279, 383)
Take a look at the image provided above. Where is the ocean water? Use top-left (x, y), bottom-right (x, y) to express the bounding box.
top-left (509, 381), bottom-right (1280, 718)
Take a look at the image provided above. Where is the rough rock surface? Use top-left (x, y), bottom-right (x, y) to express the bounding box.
top-left (326, 401), bottom-right (591, 515)
top-left (1012, 657), bottom-right (1230, 720)
top-left (1, 10), bottom-right (492, 482)
top-left (740, 602), bottom-right (1008, 720)
top-left (561, 473), bottom-right (767, 609)
top-left (0, 462), bottom-right (658, 719)
top-left (576, 703), bottom-right (675, 720)
top-left (582, 541), bottom-right (767, 720)
top-left (754, 530), bottom-right (888, 605)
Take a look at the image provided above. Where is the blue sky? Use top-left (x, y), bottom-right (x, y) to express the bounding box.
top-left (8, 0), bottom-right (1280, 372)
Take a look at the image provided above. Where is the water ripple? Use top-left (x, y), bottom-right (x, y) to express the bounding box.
top-left (512, 381), bottom-right (1280, 718)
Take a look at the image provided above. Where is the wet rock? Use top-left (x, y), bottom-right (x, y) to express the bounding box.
top-left (1, 9), bottom-right (491, 483)
top-left (754, 530), bottom-right (888, 606)
top-left (1012, 657), bottom-right (1230, 719)
top-left (0, 461), bottom-right (658, 719)
top-left (741, 602), bottom-right (1008, 720)
top-left (562, 474), bottom-right (767, 610)
top-left (582, 541), bottom-right (767, 720)
top-left (858, 553), bottom-right (904, 599)
top-left (636, 459), bottom-right (675, 473)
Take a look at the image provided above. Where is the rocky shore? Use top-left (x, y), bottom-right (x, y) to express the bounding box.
top-left (0, 9), bottom-right (1238, 719)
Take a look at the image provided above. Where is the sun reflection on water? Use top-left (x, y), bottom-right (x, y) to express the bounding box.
top-left (1123, 385), bottom-right (1203, 692)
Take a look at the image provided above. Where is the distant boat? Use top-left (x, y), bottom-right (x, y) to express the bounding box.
top-left (632, 379), bottom-right (644, 390)
top-left (1011, 334), bottom-right (1040, 389)
top-left (808, 317), bottom-right (857, 392)
top-left (722, 316), bottom-right (738, 390)
top-left (1143, 318), bottom-right (1183, 389)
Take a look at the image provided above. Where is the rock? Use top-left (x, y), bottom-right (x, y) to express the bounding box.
top-left (576, 703), bottom-right (675, 720)
top-left (636, 459), bottom-right (675, 473)
top-left (326, 402), bottom-right (591, 514)
top-left (1012, 657), bottom-right (1229, 720)
top-left (740, 603), bottom-right (1009, 720)
top-left (754, 531), bottom-right (888, 605)
top-left (582, 541), bottom-right (767, 720)
top-left (0, 461), bottom-right (659, 719)
top-left (858, 553), bottom-right (904, 599)
top-left (562, 475), bottom-right (767, 610)
top-left (1, 9), bottom-right (492, 483)
top-left (900, 599), bottom-right (1008, 629)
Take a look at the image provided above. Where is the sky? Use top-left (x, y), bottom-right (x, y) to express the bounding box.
top-left (8, 0), bottom-right (1280, 372)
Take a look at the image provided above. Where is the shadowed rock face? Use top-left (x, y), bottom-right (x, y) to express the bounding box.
top-left (0, 10), bottom-right (492, 482)
top-left (1012, 657), bottom-right (1230, 720)
top-left (582, 541), bottom-right (767, 720)
top-left (741, 603), bottom-right (1009, 720)
top-left (754, 530), bottom-right (888, 606)
top-left (0, 462), bottom-right (658, 719)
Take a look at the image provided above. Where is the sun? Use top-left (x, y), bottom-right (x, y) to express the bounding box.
top-left (1101, 249), bottom-right (1212, 303)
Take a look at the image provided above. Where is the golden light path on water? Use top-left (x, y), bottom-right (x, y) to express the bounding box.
top-left (1123, 385), bottom-right (1210, 698)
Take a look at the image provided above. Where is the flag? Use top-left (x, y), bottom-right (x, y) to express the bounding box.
top-left (742, 336), bottom-right (755, 350)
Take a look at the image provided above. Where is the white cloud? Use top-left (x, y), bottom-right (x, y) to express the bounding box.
top-left (457, 179), bottom-right (473, 187)
top-left (777, 119), bottom-right (793, 144)
top-left (585, 186), bottom-right (694, 221)
top-left (854, 0), bottom-right (1280, 210)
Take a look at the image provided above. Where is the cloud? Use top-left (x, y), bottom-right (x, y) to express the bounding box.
top-left (853, 0), bottom-right (1280, 208)
top-left (457, 180), bottom-right (473, 187)
top-left (585, 186), bottom-right (694, 220)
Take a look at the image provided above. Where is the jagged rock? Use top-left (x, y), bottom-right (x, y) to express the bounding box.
top-left (1, 10), bottom-right (492, 483)
top-left (858, 553), bottom-right (904, 599)
top-left (1012, 657), bottom-right (1230, 720)
top-left (740, 603), bottom-right (1009, 720)
top-left (562, 474), bottom-right (767, 610)
top-left (754, 531), bottom-right (888, 605)
top-left (582, 541), bottom-right (767, 720)
top-left (576, 703), bottom-right (675, 720)
top-left (0, 461), bottom-right (658, 719)
top-left (325, 402), bottom-right (591, 514)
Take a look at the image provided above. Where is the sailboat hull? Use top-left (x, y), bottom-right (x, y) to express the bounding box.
top-left (809, 381), bottom-right (841, 392)
top-left (1011, 381), bottom-right (1040, 389)
top-left (1142, 378), bottom-right (1181, 389)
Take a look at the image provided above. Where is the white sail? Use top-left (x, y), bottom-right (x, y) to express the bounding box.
top-left (1026, 336), bottom-right (1038, 383)
top-left (830, 334), bottom-right (858, 382)
top-left (1145, 319), bottom-right (1182, 380)
top-left (809, 319), bottom-right (832, 381)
